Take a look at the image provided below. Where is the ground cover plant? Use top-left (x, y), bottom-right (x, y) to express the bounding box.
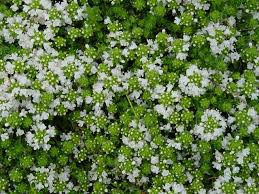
top-left (0, 0), bottom-right (258, 193)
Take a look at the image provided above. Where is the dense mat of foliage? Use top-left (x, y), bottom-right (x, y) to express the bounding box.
top-left (0, 0), bottom-right (258, 193)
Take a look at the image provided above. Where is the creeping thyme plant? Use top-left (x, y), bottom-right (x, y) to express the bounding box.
top-left (0, 0), bottom-right (258, 193)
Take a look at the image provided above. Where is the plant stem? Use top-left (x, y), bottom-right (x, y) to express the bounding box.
top-left (125, 93), bottom-right (137, 118)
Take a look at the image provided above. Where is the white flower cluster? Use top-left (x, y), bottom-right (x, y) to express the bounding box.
top-left (28, 164), bottom-right (75, 193)
top-left (192, 109), bottom-right (227, 141)
top-left (200, 21), bottom-right (240, 62)
top-left (179, 65), bottom-right (212, 96)
top-left (26, 123), bottom-right (56, 150)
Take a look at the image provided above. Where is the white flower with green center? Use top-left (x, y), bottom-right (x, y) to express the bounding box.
top-left (179, 65), bottom-right (211, 96)
top-left (27, 165), bottom-right (56, 191)
top-left (193, 109), bottom-right (227, 141)
top-left (26, 123), bottom-right (56, 150)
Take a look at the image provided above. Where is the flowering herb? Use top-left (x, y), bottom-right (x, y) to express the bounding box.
top-left (0, 0), bottom-right (258, 193)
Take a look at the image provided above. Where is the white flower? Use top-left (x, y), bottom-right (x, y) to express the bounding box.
top-left (161, 169), bottom-right (170, 177)
top-left (1, 133), bottom-right (9, 141)
top-left (104, 17), bottom-right (111, 24)
top-left (151, 165), bottom-right (160, 174)
top-left (171, 183), bottom-right (186, 194)
top-left (174, 17), bottom-right (181, 25)
top-left (151, 156), bottom-right (159, 164)
top-left (16, 128), bottom-right (25, 136)
top-left (18, 34), bottom-right (34, 49)
top-left (10, 4), bottom-right (19, 12)
top-left (176, 52), bottom-right (188, 60)
top-left (246, 177), bottom-right (255, 186)
top-left (40, 0), bottom-right (52, 9)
